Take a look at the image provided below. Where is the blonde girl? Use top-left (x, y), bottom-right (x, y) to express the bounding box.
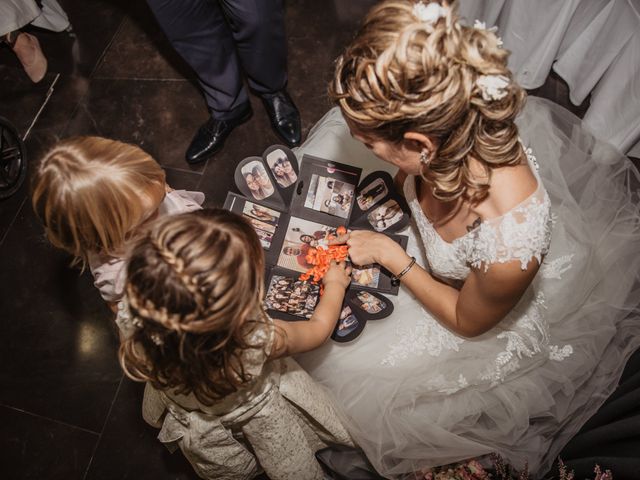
top-left (31, 136), bottom-right (204, 307)
top-left (119, 208), bottom-right (353, 479)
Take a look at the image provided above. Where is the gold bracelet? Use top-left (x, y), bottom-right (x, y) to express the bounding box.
top-left (391, 256), bottom-right (416, 286)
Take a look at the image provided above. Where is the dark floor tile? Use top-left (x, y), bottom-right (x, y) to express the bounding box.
top-left (84, 379), bottom-right (198, 480)
top-left (0, 66), bottom-right (58, 136)
top-left (0, 405), bottom-right (97, 480)
top-left (0, 127), bottom-right (59, 246)
top-left (94, 2), bottom-right (194, 80)
top-left (164, 166), bottom-right (202, 192)
top-left (64, 78), bottom-right (207, 172)
top-left (197, 98), bottom-right (280, 208)
top-left (52, 0), bottom-right (127, 77)
top-left (0, 205), bottom-right (122, 432)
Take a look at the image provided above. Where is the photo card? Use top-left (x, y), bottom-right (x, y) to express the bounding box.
top-left (351, 171), bottom-right (411, 233)
top-left (234, 156), bottom-right (287, 211)
top-left (346, 289), bottom-right (394, 321)
top-left (264, 145), bottom-right (299, 191)
top-left (304, 174), bottom-right (355, 219)
top-left (223, 193), bottom-right (288, 260)
top-left (351, 265), bottom-right (381, 289)
top-left (346, 231), bottom-right (409, 295)
top-left (331, 304), bottom-right (367, 343)
top-left (291, 155), bottom-right (361, 224)
top-left (276, 216), bottom-right (339, 274)
top-left (357, 177), bottom-right (388, 211)
top-left (264, 273), bottom-right (320, 320)
top-left (367, 199), bottom-right (405, 232)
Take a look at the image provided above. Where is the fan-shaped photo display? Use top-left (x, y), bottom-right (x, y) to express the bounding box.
top-left (346, 289), bottom-right (394, 321)
top-left (331, 304), bottom-right (367, 343)
top-left (265, 146), bottom-right (299, 189)
top-left (350, 171), bottom-right (410, 234)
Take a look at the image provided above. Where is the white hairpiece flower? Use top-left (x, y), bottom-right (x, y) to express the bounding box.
top-left (473, 19), bottom-right (503, 47)
top-left (413, 2), bottom-right (448, 25)
top-left (476, 74), bottom-right (510, 101)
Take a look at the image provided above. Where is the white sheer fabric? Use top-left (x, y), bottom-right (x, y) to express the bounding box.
top-left (457, 0), bottom-right (640, 157)
top-left (0, 0), bottom-right (69, 36)
top-left (294, 98), bottom-right (640, 479)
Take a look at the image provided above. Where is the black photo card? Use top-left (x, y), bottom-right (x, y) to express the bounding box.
top-left (234, 156), bottom-right (288, 211)
top-left (346, 289), bottom-right (394, 321)
top-left (350, 171), bottom-right (411, 234)
top-left (331, 303), bottom-right (367, 343)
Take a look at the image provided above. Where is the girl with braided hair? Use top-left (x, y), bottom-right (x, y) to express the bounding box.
top-left (119, 209), bottom-right (353, 479)
top-left (32, 136), bottom-right (204, 311)
top-left (294, 0), bottom-right (640, 477)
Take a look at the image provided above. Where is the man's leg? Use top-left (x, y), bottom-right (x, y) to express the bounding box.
top-left (147, 0), bottom-right (252, 163)
top-left (221, 0), bottom-right (301, 147)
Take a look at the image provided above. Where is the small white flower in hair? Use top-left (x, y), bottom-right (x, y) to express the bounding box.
top-left (476, 74), bottom-right (510, 101)
top-left (413, 2), bottom-right (448, 25)
top-left (473, 19), bottom-right (503, 47)
top-left (150, 332), bottom-right (164, 346)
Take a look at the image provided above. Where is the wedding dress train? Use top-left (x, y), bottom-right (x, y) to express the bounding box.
top-left (294, 97), bottom-right (640, 479)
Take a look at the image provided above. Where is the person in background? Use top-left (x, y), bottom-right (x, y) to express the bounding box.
top-left (146, 0), bottom-right (302, 164)
top-left (1, 0), bottom-right (71, 83)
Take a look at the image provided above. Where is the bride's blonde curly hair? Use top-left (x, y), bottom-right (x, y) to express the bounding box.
top-left (330, 0), bottom-right (526, 203)
top-left (119, 209), bottom-right (271, 405)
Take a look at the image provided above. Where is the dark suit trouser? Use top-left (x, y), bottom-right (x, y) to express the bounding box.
top-left (147, 0), bottom-right (287, 119)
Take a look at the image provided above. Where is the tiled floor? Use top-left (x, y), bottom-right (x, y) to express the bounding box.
top-left (0, 1), bottom-right (636, 479)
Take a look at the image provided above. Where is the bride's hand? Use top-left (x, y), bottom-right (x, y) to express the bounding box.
top-left (332, 230), bottom-right (403, 266)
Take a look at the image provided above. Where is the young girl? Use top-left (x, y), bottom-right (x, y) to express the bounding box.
top-left (31, 136), bottom-right (204, 311)
top-left (118, 208), bottom-right (354, 479)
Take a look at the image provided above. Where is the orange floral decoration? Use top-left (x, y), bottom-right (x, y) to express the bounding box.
top-left (299, 226), bottom-right (348, 294)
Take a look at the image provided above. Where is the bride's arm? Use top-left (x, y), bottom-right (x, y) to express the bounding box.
top-left (345, 231), bottom-right (540, 338)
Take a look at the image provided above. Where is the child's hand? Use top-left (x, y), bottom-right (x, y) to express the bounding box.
top-left (322, 260), bottom-right (352, 289)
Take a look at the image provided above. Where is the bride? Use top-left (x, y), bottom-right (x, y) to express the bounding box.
top-left (295, 1), bottom-right (640, 478)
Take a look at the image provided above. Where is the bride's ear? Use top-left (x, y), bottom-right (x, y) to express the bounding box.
top-left (403, 131), bottom-right (438, 154)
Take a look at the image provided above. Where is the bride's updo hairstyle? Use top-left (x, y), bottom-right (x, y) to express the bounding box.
top-left (330, 0), bottom-right (526, 203)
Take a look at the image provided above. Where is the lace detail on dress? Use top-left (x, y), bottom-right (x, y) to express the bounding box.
top-left (460, 190), bottom-right (553, 271)
top-left (540, 254), bottom-right (574, 279)
top-left (549, 344), bottom-right (574, 361)
top-left (381, 309), bottom-right (464, 367)
top-left (479, 292), bottom-right (550, 386)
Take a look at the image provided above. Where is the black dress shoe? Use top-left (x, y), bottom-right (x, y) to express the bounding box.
top-left (261, 89), bottom-right (302, 147)
top-left (185, 104), bottom-right (252, 164)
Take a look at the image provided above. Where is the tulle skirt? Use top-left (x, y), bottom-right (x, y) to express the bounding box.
top-left (294, 97), bottom-right (640, 479)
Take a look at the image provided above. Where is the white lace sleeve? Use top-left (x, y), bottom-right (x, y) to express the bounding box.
top-left (461, 188), bottom-right (553, 271)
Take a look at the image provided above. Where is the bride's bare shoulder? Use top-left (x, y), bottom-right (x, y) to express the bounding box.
top-left (474, 159), bottom-right (539, 219)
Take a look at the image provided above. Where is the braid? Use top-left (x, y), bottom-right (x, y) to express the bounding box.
top-left (119, 209), bottom-right (271, 405)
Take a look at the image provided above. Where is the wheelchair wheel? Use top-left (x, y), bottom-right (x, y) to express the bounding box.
top-left (0, 116), bottom-right (28, 200)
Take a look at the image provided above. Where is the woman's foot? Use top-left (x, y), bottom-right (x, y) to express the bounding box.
top-left (10, 32), bottom-right (48, 83)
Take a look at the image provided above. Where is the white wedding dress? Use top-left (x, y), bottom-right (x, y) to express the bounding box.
top-left (294, 97), bottom-right (640, 479)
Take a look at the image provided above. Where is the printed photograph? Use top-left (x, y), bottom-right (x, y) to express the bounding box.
top-left (304, 174), bottom-right (355, 219)
top-left (266, 149), bottom-right (298, 188)
top-left (241, 160), bottom-right (275, 201)
top-left (355, 291), bottom-right (386, 314)
top-left (264, 274), bottom-right (320, 319)
top-left (336, 305), bottom-right (360, 338)
top-left (357, 178), bottom-right (388, 211)
top-left (277, 217), bottom-right (338, 273)
top-left (244, 216), bottom-right (276, 234)
top-left (242, 201), bottom-right (280, 226)
top-left (351, 266), bottom-right (381, 289)
top-left (255, 228), bottom-right (274, 250)
top-left (367, 199), bottom-right (404, 232)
